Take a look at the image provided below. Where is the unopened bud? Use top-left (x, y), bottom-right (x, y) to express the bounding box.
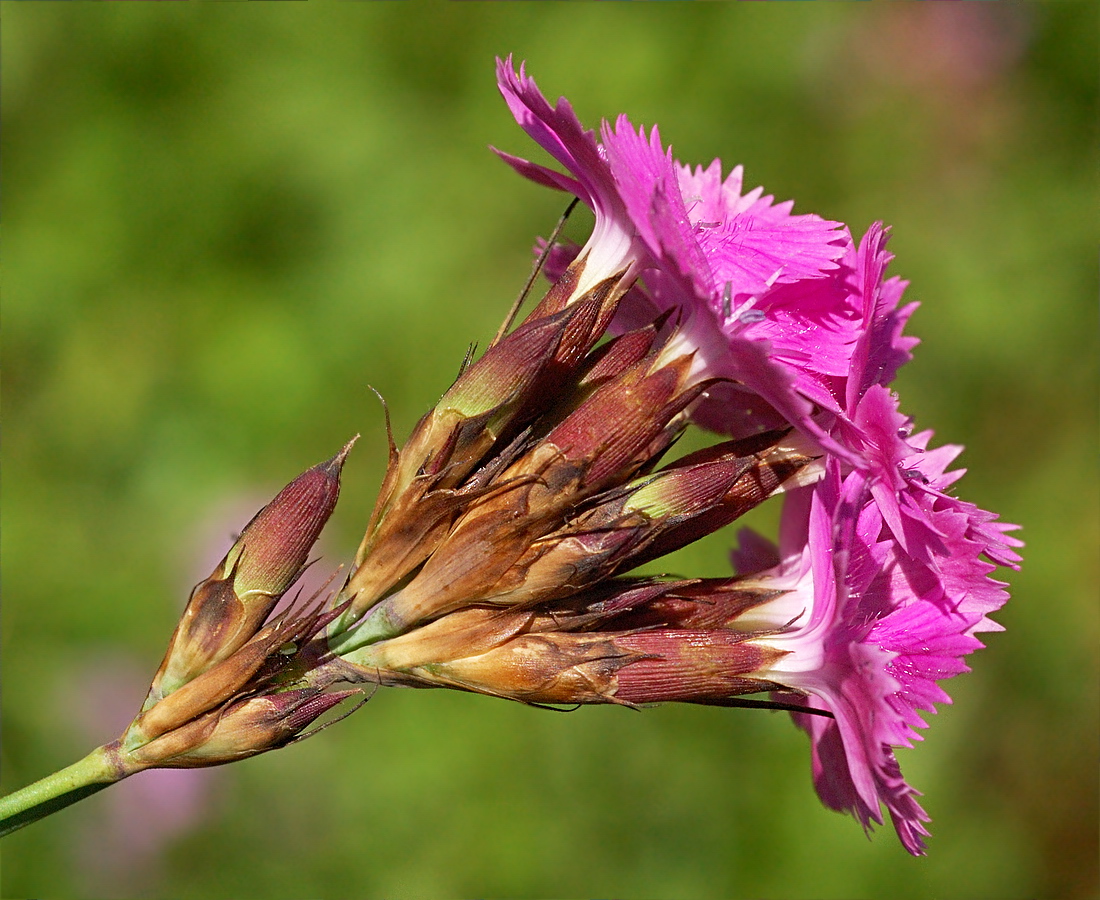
top-left (623, 432), bottom-right (820, 567)
top-left (145, 441), bottom-right (351, 706)
top-left (413, 625), bottom-right (785, 707)
top-left (536, 353), bottom-right (702, 490)
top-left (611, 629), bottom-right (787, 704)
top-left (575, 323), bottom-right (661, 395)
top-left (130, 689), bottom-right (358, 768)
top-left (334, 497), bottom-right (555, 651)
top-left (230, 441), bottom-right (352, 599)
top-left (602, 578), bottom-right (787, 631)
top-left (343, 607), bottom-right (534, 673)
top-left (410, 632), bottom-right (635, 704)
top-left (129, 607), bottom-right (323, 747)
top-left (439, 305), bottom-right (568, 421)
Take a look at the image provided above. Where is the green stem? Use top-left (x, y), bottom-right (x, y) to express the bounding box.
top-left (0, 744), bottom-right (127, 838)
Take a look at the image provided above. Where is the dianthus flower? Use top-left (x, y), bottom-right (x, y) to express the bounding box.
top-left (495, 56), bottom-right (856, 450)
top-left (493, 56), bottom-right (1020, 854)
top-left (727, 445), bottom-right (1018, 854)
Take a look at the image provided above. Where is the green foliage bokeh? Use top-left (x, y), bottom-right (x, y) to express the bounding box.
top-left (2, 4), bottom-right (1096, 899)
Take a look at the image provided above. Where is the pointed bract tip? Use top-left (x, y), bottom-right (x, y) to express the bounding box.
top-left (228, 450), bottom-right (347, 602)
top-left (323, 435), bottom-right (359, 476)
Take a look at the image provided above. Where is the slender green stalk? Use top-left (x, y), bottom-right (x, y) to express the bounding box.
top-left (0, 745), bottom-right (127, 838)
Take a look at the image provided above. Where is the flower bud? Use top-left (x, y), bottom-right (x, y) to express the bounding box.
top-left (574, 322), bottom-right (662, 395)
top-left (145, 441), bottom-right (351, 706)
top-left (343, 607), bottom-right (534, 673)
top-left (335, 421), bottom-right (809, 653)
top-left (601, 578), bottom-right (787, 631)
top-left (392, 626), bottom-right (786, 708)
top-left (343, 293), bottom-right (615, 623)
top-left (410, 632), bottom-right (635, 704)
top-left (128, 603), bottom-right (327, 747)
top-left (449, 432), bottom-right (818, 613)
top-left (335, 493), bottom-right (557, 650)
top-left (129, 689), bottom-right (359, 768)
top-left (531, 352), bottom-right (702, 492)
top-left (610, 630), bottom-right (787, 704)
top-left (621, 431), bottom-right (821, 567)
top-left (444, 313), bottom-right (565, 420)
top-left (364, 289), bottom-right (612, 527)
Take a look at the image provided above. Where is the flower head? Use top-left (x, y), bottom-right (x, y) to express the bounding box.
top-left (112, 445), bottom-right (361, 777)
top-left (491, 58), bottom-right (1019, 854)
top-left (495, 56), bottom-right (854, 449)
top-left (728, 432), bottom-right (1017, 854)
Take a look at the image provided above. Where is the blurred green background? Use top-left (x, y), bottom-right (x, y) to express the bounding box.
top-left (2, 4), bottom-right (1096, 899)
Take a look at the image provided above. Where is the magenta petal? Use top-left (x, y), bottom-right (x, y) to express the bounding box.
top-left (602, 124), bottom-right (855, 419)
top-left (601, 118), bottom-right (711, 293)
top-left (671, 294), bottom-right (859, 463)
top-left (844, 224), bottom-right (920, 409)
top-left (495, 57), bottom-right (616, 213)
top-left (794, 699), bottom-right (932, 856)
top-left (681, 161), bottom-right (849, 300)
top-left (501, 59), bottom-right (866, 458)
top-left (492, 147), bottom-right (585, 197)
top-left (749, 270), bottom-right (863, 380)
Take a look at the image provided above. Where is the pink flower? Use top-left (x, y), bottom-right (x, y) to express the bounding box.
top-left (732, 439), bottom-right (1017, 854)
top-left (492, 57), bottom-right (1021, 856)
top-left (816, 224), bottom-right (1020, 569)
top-left (495, 57), bottom-right (854, 448)
top-left (725, 226), bottom-right (1018, 853)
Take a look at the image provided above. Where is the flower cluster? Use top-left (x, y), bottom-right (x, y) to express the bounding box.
top-left (4, 56), bottom-right (1017, 854)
